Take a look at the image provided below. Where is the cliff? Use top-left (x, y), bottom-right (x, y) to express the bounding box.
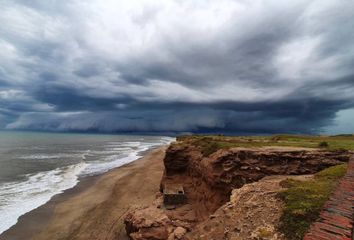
top-left (124, 142), bottom-right (351, 240)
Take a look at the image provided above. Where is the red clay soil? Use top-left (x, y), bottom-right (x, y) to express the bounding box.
top-left (304, 157), bottom-right (354, 240)
top-left (124, 144), bottom-right (352, 240)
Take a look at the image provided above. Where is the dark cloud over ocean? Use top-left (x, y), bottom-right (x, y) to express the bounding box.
top-left (0, 0), bottom-right (354, 134)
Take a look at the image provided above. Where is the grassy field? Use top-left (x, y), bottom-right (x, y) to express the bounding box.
top-left (277, 164), bottom-right (347, 240)
top-left (176, 134), bottom-right (354, 156)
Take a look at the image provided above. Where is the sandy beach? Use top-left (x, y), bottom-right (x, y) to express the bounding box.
top-left (0, 146), bottom-right (167, 240)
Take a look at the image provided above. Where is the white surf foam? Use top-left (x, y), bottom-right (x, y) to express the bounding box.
top-left (81, 140), bottom-right (172, 176)
top-left (0, 136), bottom-right (175, 235)
top-left (18, 153), bottom-right (82, 160)
top-left (0, 162), bottom-right (87, 234)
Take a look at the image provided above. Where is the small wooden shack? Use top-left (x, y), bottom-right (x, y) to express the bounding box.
top-left (163, 183), bottom-right (186, 205)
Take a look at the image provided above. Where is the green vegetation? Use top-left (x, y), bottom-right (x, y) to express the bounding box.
top-left (277, 164), bottom-right (348, 240)
top-left (318, 141), bottom-right (329, 148)
top-left (176, 134), bottom-right (354, 156)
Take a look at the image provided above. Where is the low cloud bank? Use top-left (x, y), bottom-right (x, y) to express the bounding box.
top-left (1, 0), bottom-right (354, 134)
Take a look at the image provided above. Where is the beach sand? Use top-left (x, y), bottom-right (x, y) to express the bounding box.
top-left (0, 146), bottom-right (167, 240)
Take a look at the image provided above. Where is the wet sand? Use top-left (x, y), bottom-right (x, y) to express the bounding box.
top-left (0, 146), bottom-right (167, 240)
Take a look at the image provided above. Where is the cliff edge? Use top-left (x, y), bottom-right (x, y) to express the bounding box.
top-left (124, 137), bottom-right (351, 240)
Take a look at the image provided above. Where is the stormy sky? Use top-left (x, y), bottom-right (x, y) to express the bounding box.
top-left (0, 0), bottom-right (354, 134)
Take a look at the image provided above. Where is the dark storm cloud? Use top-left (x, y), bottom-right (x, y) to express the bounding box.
top-left (1, 0), bottom-right (354, 134)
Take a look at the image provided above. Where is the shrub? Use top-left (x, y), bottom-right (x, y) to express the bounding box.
top-left (318, 141), bottom-right (329, 148)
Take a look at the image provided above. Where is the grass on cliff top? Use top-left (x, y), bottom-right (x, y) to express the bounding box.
top-left (277, 164), bottom-right (347, 240)
top-left (176, 134), bottom-right (354, 156)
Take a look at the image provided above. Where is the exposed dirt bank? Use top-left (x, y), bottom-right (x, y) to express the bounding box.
top-left (184, 175), bottom-right (313, 240)
top-left (124, 144), bottom-right (351, 240)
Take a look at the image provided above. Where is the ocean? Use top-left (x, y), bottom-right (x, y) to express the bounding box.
top-left (0, 131), bottom-right (174, 234)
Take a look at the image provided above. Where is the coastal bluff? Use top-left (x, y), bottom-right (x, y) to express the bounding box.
top-left (124, 140), bottom-right (351, 240)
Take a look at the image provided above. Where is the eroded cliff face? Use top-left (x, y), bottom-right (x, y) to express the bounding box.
top-left (124, 144), bottom-right (350, 240)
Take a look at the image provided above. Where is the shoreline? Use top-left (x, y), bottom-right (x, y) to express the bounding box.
top-left (0, 145), bottom-right (168, 240)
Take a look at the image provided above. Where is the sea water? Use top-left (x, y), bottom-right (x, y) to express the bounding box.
top-left (0, 131), bottom-right (174, 234)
